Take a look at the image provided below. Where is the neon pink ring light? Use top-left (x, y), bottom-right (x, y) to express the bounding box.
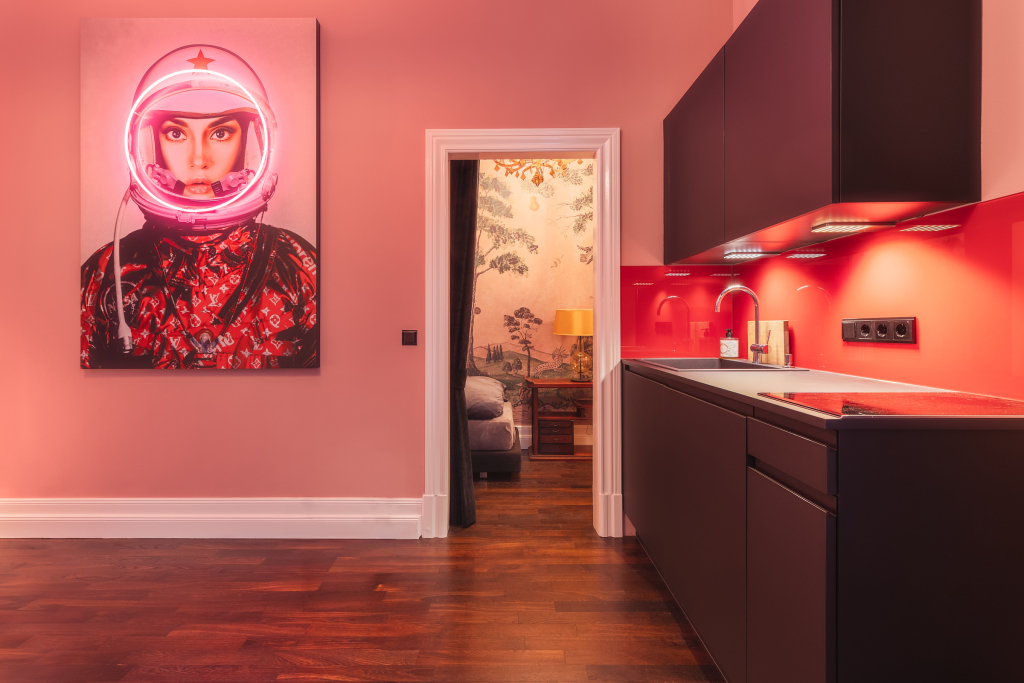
top-left (123, 68), bottom-right (271, 214)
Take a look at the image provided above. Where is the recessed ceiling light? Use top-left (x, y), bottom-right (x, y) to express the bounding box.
top-left (811, 222), bottom-right (894, 233)
top-left (632, 282), bottom-right (653, 286)
top-left (811, 224), bottom-right (869, 233)
top-left (710, 273), bottom-right (732, 276)
top-left (900, 224), bottom-right (960, 232)
top-left (665, 272), bottom-right (690, 276)
top-left (786, 253), bottom-right (826, 259)
top-left (724, 253), bottom-right (765, 260)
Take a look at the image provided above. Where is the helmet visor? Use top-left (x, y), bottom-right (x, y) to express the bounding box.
top-left (126, 70), bottom-right (271, 213)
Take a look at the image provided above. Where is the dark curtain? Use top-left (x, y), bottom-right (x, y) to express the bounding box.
top-left (449, 160), bottom-right (479, 528)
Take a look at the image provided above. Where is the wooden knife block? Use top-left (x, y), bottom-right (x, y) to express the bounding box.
top-left (746, 320), bottom-right (790, 366)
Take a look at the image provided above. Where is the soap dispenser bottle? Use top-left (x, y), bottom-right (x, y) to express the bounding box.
top-left (720, 329), bottom-right (739, 359)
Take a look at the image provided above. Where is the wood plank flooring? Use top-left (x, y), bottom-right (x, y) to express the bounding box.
top-left (0, 455), bottom-right (724, 682)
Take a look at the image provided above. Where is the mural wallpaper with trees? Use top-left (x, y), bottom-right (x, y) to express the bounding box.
top-left (469, 160), bottom-right (595, 428)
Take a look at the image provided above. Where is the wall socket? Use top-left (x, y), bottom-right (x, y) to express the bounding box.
top-left (841, 317), bottom-right (916, 344)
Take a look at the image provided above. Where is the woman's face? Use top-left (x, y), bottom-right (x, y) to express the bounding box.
top-left (158, 116), bottom-right (243, 199)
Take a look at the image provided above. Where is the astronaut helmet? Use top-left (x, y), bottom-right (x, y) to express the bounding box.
top-left (125, 44), bottom-right (278, 230)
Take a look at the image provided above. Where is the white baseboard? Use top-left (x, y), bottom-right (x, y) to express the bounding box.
top-left (419, 493), bottom-right (448, 538)
top-left (0, 498), bottom-right (423, 539)
top-left (595, 491), bottom-right (623, 538)
top-left (518, 425), bottom-right (532, 448)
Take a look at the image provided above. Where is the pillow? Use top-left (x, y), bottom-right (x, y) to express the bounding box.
top-left (465, 376), bottom-right (505, 419)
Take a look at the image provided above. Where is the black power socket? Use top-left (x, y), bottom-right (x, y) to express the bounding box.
top-left (841, 317), bottom-right (915, 344)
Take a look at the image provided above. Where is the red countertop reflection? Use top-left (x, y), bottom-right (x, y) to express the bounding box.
top-left (760, 392), bottom-right (1024, 417)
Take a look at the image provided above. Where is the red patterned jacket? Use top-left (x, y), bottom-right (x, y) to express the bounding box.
top-left (81, 221), bottom-right (318, 369)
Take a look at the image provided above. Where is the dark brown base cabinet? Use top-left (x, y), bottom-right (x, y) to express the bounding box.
top-left (623, 364), bottom-right (1024, 683)
top-left (747, 468), bottom-right (834, 683)
top-left (622, 372), bottom-right (747, 683)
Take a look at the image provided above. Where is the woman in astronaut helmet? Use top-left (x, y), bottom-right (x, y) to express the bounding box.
top-left (81, 45), bottom-right (318, 369)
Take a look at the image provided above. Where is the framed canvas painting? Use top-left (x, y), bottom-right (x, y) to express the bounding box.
top-left (80, 18), bottom-right (319, 369)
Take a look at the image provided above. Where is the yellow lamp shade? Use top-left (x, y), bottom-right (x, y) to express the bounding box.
top-left (553, 309), bottom-right (593, 336)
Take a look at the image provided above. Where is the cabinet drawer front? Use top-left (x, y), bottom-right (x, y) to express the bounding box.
top-left (540, 420), bottom-right (573, 428)
top-left (539, 435), bottom-right (573, 444)
top-left (540, 427), bottom-right (572, 436)
top-left (538, 443), bottom-right (574, 455)
top-left (748, 418), bottom-right (836, 494)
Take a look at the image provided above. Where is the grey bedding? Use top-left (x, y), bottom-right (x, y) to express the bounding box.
top-left (468, 401), bottom-right (516, 451)
top-left (465, 376), bottom-right (506, 419)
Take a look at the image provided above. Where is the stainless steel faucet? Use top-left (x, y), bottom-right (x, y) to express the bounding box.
top-left (715, 285), bottom-right (771, 364)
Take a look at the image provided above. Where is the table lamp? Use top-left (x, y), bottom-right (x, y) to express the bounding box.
top-left (553, 309), bottom-right (594, 382)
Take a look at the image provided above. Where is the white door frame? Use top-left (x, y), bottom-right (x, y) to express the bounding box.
top-left (423, 128), bottom-right (622, 538)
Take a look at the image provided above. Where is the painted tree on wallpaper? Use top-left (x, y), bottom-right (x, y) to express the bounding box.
top-left (472, 161), bottom-right (595, 426)
top-left (468, 174), bottom-right (538, 374)
top-left (485, 344), bottom-right (506, 363)
top-left (502, 358), bottom-right (524, 376)
top-left (503, 307), bottom-right (542, 378)
top-left (555, 163), bottom-right (595, 264)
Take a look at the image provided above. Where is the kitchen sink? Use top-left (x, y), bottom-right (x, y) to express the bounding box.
top-left (641, 358), bottom-right (808, 371)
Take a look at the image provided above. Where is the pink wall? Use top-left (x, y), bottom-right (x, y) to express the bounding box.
top-left (733, 0), bottom-right (760, 28)
top-left (982, 0), bottom-right (1024, 201)
top-left (0, 1), bottom-right (732, 498)
top-left (623, 192), bottom-right (1024, 402)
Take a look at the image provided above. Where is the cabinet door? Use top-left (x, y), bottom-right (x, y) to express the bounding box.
top-left (747, 467), bottom-right (835, 683)
top-left (724, 0), bottom-right (836, 241)
top-left (623, 371), bottom-right (747, 683)
top-left (663, 48), bottom-right (724, 264)
top-left (838, 0), bottom-right (980, 203)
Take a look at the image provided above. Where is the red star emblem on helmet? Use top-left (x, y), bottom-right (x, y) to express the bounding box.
top-left (186, 49), bottom-right (215, 70)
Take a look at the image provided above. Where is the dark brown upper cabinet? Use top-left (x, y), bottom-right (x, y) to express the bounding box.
top-left (664, 48), bottom-right (725, 265)
top-left (724, 0), bottom-right (836, 243)
top-left (664, 0), bottom-right (981, 264)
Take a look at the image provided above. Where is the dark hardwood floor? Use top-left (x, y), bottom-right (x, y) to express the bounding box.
top-left (0, 454), bottom-right (723, 682)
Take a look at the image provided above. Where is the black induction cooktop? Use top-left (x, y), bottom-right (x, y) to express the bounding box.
top-left (758, 392), bottom-right (1024, 417)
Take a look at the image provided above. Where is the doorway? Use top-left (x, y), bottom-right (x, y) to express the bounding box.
top-left (423, 129), bottom-right (622, 538)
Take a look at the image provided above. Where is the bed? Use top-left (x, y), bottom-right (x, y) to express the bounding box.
top-left (468, 401), bottom-right (523, 475)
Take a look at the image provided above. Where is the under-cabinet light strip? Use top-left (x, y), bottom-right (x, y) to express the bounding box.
top-left (900, 224), bottom-right (960, 232)
top-left (786, 253), bottom-right (826, 259)
top-left (810, 223), bottom-right (873, 233)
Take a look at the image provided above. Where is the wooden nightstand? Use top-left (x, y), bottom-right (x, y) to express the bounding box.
top-left (523, 377), bottom-right (593, 460)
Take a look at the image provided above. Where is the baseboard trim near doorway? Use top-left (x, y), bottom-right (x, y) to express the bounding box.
top-left (0, 498), bottom-right (423, 539)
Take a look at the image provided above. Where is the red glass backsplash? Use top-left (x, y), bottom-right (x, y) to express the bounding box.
top-left (621, 266), bottom-right (735, 358)
top-left (622, 190), bottom-right (1024, 401)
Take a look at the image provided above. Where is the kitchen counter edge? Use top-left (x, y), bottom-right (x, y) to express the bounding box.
top-left (622, 359), bottom-right (1024, 431)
